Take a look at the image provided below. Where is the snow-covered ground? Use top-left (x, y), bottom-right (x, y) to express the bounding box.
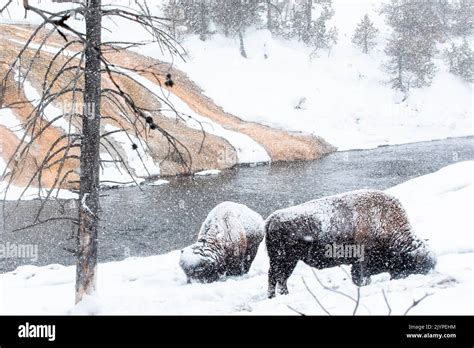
top-left (0, 0), bottom-right (472, 314)
top-left (2, 1), bottom-right (472, 151)
top-left (0, 156), bottom-right (77, 200)
top-left (195, 169), bottom-right (221, 176)
top-left (176, 1), bottom-right (473, 150)
top-left (0, 161), bottom-right (472, 315)
top-left (14, 70), bottom-right (77, 134)
top-left (115, 67), bottom-right (270, 164)
top-left (0, 108), bottom-right (30, 142)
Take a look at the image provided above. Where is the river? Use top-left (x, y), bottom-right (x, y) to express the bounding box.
top-left (1, 136), bottom-right (473, 272)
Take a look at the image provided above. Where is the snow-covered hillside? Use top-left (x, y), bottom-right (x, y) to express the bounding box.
top-left (1, 1), bottom-right (471, 151)
top-left (175, 0), bottom-right (473, 150)
top-left (0, 161), bottom-right (472, 315)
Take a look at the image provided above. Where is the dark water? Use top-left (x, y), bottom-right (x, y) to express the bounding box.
top-left (1, 136), bottom-right (473, 273)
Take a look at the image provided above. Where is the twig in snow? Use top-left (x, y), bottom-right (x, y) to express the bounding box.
top-left (302, 276), bottom-right (331, 315)
top-left (382, 289), bottom-right (392, 315)
top-left (287, 305), bottom-right (306, 316)
top-left (352, 286), bottom-right (361, 315)
top-left (404, 293), bottom-right (432, 315)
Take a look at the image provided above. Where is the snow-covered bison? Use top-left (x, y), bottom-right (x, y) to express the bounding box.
top-left (179, 202), bottom-right (264, 283)
top-left (265, 190), bottom-right (437, 298)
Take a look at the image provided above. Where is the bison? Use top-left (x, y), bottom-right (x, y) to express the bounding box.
top-left (179, 201), bottom-right (264, 283)
top-left (265, 190), bottom-right (436, 298)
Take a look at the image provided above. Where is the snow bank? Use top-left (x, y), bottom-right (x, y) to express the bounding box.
top-left (14, 71), bottom-right (77, 134)
top-left (0, 107), bottom-right (30, 142)
top-left (6, 38), bottom-right (271, 165)
top-left (3, 2), bottom-right (472, 151)
top-left (5, 1), bottom-right (471, 153)
top-left (0, 181), bottom-right (77, 201)
top-left (148, 179), bottom-right (169, 186)
top-left (0, 139), bottom-right (76, 201)
top-left (99, 152), bottom-right (145, 188)
top-left (103, 124), bottom-right (160, 178)
top-left (387, 161), bottom-right (474, 256)
top-left (175, 1), bottom-right (473, 150)
top-left (195, 169), bottom-right (221, 176)
top-left (0, 155), bottom-right (6, 176)
top-left (0, 161), bottom-right (472, 315)
top-left (115, 68), bottom-right (271, 165)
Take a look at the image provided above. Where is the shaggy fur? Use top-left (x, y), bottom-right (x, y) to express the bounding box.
top-left (179, 202), bottom-right (264, 283)
top-left (265, 190), bottom-right (437, 298)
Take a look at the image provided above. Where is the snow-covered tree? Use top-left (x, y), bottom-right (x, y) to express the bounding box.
top-left (264, 0), bottom-right (287, 34)
top-left (162, 0), bottom-right (213, 41)
top-left (0, 0), bottom-right (190, 303)
top-left (209, 0), bottom-right (233, 37)
top-left (382, 0), bottom-right (439, 92)
top-left (450, 0), bottom-right (474, 37)
top-left (431, 0), bottom-right (452, 42)
top-left (212, 0), bottom-right (263, 58)
top-left (286, 0), bottom-right (337, 52)
top-left (444, 40), bottom-right (474, 82)
top-left (352, 14), bottom-right (379, 54)
top-left (382, 0), bottom-right (445, 42)
top-left (161, 0), bottom-right (185, 40)
top-left (384, 33), bottom-right (437, 92)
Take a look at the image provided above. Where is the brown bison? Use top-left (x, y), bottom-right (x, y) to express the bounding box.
top-left (179, 202), bottom-right (264, 283)
top-left (265, 190), bottom-right (436, 298)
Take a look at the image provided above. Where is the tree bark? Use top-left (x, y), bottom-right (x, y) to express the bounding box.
top-left (398, 55), bottom-right (403, 91)
top-left (75, 0), bottom-right (102, 304)
top-left (303, 0), bottom-right (312, 44)
top-left (199, 1), bottom-right (206, 41)
top-left (23, 0), bottom-right (28, 18)
top-left (239, 30), bottom-right (247, 58)
top-left (266, 0), bottom-right (273, 32)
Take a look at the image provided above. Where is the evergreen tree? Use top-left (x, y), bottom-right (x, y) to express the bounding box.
top-left (450, 0), bottom-right (474, 37)
top-left (210, 0), bottom-right (234, 37)
top-left (382, 0), bottom-right (439, 92)
top-left (265, 0), bottom-right (287, 34)
top-left (431, 0), bottom-right (452, 42)
top-left (162, 0), bottom-right (212, 41)
top-left (287, 0), bottom-right (337, 52)
top-left (212, 0), bottom-right (263, 57)
top-left (352, 14), bottom-right (379, 53)
top-left (444, 40), bottom-right (474, 82)
top-left (161, 0), bottom-right (185, 40)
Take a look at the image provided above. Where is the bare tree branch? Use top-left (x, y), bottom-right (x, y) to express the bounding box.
top-left (382, 289), bottom-right (392, 315)
top-left (287, 305), bottom-right (306, 316)
top-left (404, 293), bottom-right (432, 315)
top-left (301, 276), bottom-right (331, 315)
top-left (352, 286), bottom-right (361, 315)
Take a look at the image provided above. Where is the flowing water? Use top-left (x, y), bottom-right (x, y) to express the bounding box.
top-left (1, 136), bottom-right (473, 272)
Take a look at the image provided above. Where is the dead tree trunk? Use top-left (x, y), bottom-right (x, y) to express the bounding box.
top-left (266, 0), bottom-right (273, 32)
top-left (75, 0), bottom-right (102, 304)
top-left (239, 30), bottom-right (247, 58)
top-left (303, 0), bottom-right (313, 44)
top-left (199, 1), bottom-right (207, 41)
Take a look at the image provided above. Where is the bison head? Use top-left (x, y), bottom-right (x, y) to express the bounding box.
top-left (179, 241), bottom-right (221, 283)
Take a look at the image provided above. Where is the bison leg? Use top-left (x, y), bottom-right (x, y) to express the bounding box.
top-left (267, 266), bottom-right (278, 299)
top-left (276, 258), bottom-right (298, 295)
top-left (267, 257), bottom-right (298, 298)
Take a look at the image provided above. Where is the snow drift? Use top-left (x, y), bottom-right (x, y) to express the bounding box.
top-left (0, 161), bottom-right (472, 315)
